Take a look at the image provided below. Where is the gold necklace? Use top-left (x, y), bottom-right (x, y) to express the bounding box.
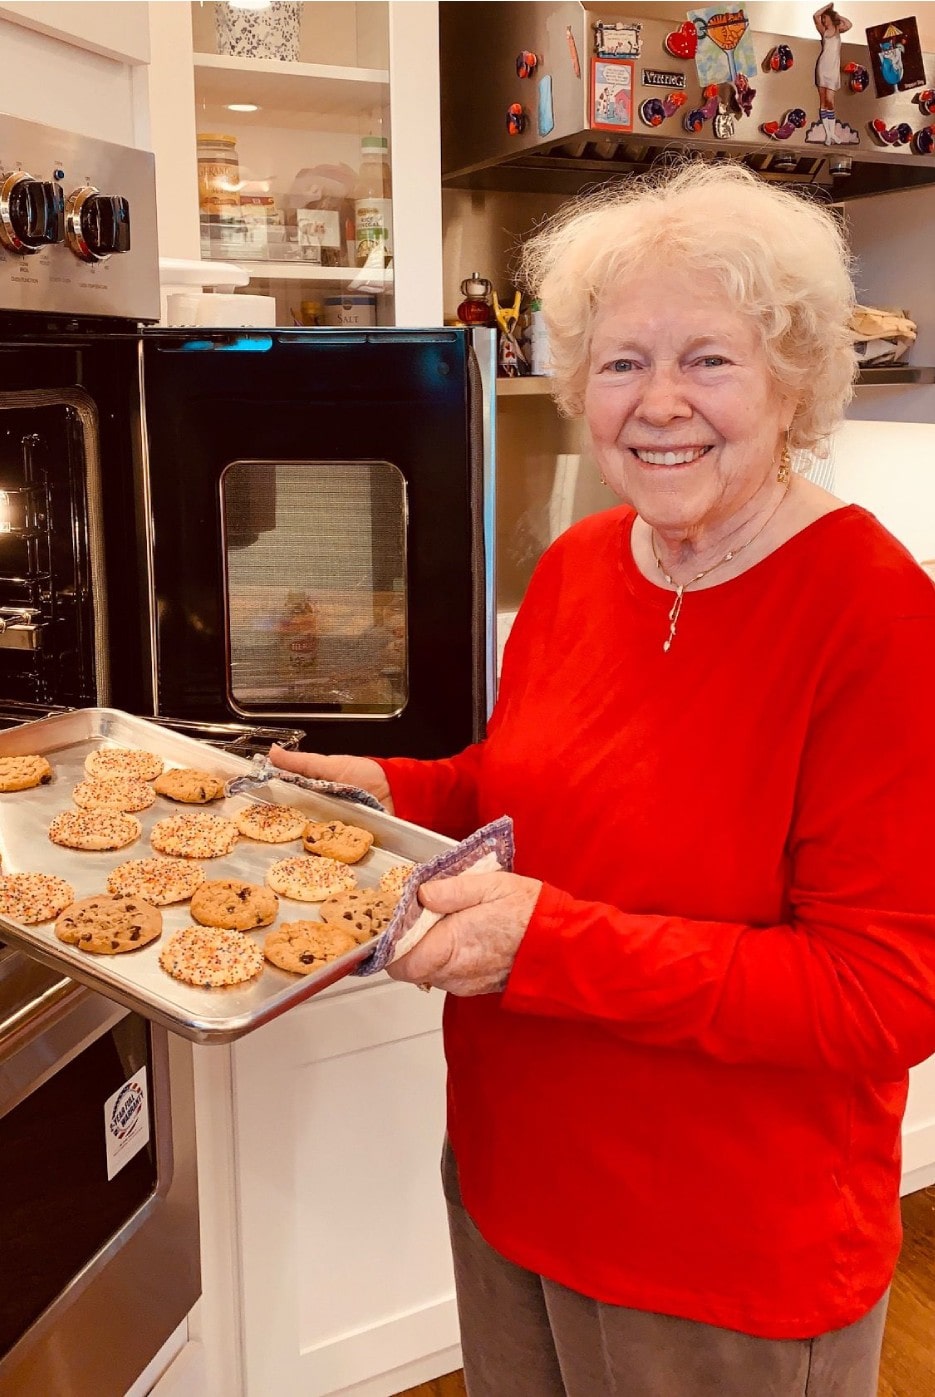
top-left (650, 481), bottom-right (791, 653)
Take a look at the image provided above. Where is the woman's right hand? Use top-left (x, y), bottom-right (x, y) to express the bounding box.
top-left (269, 745), bottom-right (394, 814)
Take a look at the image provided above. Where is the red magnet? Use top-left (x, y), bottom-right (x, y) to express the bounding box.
top-left (683, 83), bottom-right (718, 133)
top-left (765, 44), bottom-right (794, 71)
top-left (843, 62), bottom-right (870, 93)
top-left (506, 103), bottom-right (526, 136)
top-left (760, 108), bottom-right (807, 140)
top-left (868, 118), bottom-right (913, 146)
top-left (917, 89), bottom-right (935, 116)
top-left (516, 50), bottom-right (538, 79)
top-left (912, 124), bottom-right (935, 155)
top-left (639, 91), bottom-right (687, 127)
top-left (664, 21), bottom-right (698, 60)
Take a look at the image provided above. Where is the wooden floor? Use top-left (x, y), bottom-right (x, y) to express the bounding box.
top-left (396, 1187), bottom-right (935, 1397)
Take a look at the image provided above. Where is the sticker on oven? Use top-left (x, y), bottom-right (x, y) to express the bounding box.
top-left (104, 1069), bottom-right (151, 1181)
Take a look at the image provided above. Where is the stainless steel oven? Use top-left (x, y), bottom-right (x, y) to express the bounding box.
top-left (0, 946), bottom-right (199, 1395)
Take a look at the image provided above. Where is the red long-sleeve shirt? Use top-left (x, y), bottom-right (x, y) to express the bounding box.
top-left (378, 504), bottom-right (935, 1339)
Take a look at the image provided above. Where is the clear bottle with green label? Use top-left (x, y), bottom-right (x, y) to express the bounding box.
top-left (354, 135), bottom-right (393, 267)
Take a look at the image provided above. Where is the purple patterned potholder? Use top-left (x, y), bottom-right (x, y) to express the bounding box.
top-left (355, 816), bottom-right (515, 976)
top-left (224, 753), bottom-right (387, 812)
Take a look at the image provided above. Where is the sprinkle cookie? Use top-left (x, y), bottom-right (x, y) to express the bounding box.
top-left (0, 872), bottom-right (75, 924)
top-left (151, 812), bottom-right (239, 859)
top-left (73, 776), bottom-right (156, 813)
top-left (235, 803), bottom-right (308, 844)
top-left (266, 855), bottom-right (357, 903)
top-left (153, 768), bottom-right (225, 804)
top-left (378, 862), bottom-right (416, 900)
top-left (302, 819), bottom-right (374, 865)
top-left (85, 747), bottom-right (165, 782)
top-left (191, 878), bottom-right (279, 932)
top-left (263, 920), bottom-right (357, 975)
top-left (159, 925), bottom-right (264, 988)
top-left (55, 894), bottom-right (162, 955)
top-left (49, 809), bottom-right (141, 851)
top-left (107, 857), bottom-right (205, 906)
top-left (319, 887), bottom-right (397, 944)
top-left (0, 754), bottom-right (53, 792)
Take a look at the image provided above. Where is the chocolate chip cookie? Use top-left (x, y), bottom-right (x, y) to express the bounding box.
top-left (263, 920), bottom-right (357, 975)
top-left (55, 893), bottom-right (162, 955)
top-left (319, 887), bottom-right (397, 944)
top-left (191, 878), bottom-right (279, 932)
top-left (0, 754), bottom-right (53, 792)
top-left (153, 768), bottom-right (225, 804)
top-left (302, 819), bottom-right (374, 864)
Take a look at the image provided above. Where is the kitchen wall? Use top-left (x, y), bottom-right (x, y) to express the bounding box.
top-left (0, 2), bottom-right (150, 145)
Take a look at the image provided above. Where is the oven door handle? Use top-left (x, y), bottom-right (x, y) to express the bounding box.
top-left (0, 975), bottom-right (113, 1065)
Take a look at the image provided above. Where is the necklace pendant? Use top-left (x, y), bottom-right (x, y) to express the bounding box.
top-left (663, 586), bottom-right (683, 653)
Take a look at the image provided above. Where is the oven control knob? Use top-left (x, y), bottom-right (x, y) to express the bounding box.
top-left (65, 187), bottom-right (131, 262)
top-left (0, 172), bottom-right (65, 254)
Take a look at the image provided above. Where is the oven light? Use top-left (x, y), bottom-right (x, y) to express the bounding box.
top-left (0, 491), bottom-right (11, 534)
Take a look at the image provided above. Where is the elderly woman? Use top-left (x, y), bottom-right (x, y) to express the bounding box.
top-left (273, 161), bottom-right (935, 1397)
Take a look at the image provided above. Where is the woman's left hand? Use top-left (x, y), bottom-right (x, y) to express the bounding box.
top-left (387, 871), bottom-right (543, 996)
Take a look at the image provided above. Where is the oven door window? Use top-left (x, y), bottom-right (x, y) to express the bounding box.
top-left (221, 459), bottom-right (408, 717)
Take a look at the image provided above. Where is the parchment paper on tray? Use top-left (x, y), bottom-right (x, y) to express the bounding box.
top-left (355, 816), bottom-right (515, 976)
top-left (225, 753), bottom-right (387, 811)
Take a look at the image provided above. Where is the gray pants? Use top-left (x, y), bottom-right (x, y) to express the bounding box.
top-left (442, 1142), bottom-right (888, 1397)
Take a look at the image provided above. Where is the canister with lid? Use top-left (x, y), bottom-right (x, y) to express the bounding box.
top-left (197, 133), bottom-right (241, 215)
top-left (322, 294), bottom-right (376, 327)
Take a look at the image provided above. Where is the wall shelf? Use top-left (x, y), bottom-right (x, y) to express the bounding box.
top-left (856, 366), bottom-right (935, 385)
top-left (193, 52), bottom-right (388, 118)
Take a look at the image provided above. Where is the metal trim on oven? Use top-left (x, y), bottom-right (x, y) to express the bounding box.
top-left (218, 456), bottom-right (411, 722)
top-left (470, 329), bottom-right (498, 721)
top-left (135, 339), bottom-right (160, 715)
top-left (0, 978), bottom-right (199, 1396)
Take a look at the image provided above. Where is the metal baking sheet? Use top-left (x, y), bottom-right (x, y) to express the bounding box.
top-left (0, 708), bottom-right (455, 1044)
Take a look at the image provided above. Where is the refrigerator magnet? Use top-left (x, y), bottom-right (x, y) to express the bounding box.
top-left (594, 21), bottom-right (642, 59)
top-left (865, 17), bottom-right (926, 98)
top-left (538, 74), bottom-right (555, 136)
top-left (590, 58), bottom-right (634, 132)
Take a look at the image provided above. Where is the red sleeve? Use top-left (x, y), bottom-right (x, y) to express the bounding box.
top-left (373, 744), bottom-right (484, 841)
top-left (503, 612), bottom-right (935, 1077)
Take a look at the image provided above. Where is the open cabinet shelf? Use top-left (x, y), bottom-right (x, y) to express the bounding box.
top-left (193, 52), bottom-right (388, 118)
top-left (227, 262), bottom-right (393, 286)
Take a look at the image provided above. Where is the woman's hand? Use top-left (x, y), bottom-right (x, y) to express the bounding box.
top-left (387, 870), bottom-right (542, 996)
top-left (269, 745), bottom-right (394, 814)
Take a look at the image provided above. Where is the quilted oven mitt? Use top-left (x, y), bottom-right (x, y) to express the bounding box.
top-left (225, 755), bottom-right (515, 976)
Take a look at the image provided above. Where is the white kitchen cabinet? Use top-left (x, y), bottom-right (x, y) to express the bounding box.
top-left (146, 1), bottom-right (442, 326)
top-left (152, 976), bottom-right (459, 1397)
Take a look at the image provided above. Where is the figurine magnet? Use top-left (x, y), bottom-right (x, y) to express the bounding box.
top-left (843, 61), bottom-right (869, 92)
top-left (760, 108), bottom-right (808, 139)
top-left (813, 4), bottom-right (853, 145)
top-left (689, 8), bottom-right (758, 87)
top-left (915, 88), bottom-right (935, 116)
top-left (683, 83), bottom-right (719, 133)
top-left (764, 43), bottom-right (794, 72)
top-left (868, 117), bottom-right (913, 146)
top-left (639, 92), bottom-right (687, 127)
top-left (516, 50), bottom-right (538, 79)
top-left (506, 103), bottom-right (526, 136)
top-left (912, 124), bottom-right (935, 154)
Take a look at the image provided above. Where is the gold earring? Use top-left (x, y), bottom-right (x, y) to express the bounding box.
top-left (777, 436), bottom-right (792, 485)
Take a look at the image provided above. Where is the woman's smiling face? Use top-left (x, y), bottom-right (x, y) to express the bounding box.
top-left (585, 267), bottom-right (797, 543)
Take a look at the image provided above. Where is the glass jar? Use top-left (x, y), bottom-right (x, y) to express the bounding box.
top-left (197, 133), bottom-right (241, 216)
top-left (354, 135), bottom-right (392, 268)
